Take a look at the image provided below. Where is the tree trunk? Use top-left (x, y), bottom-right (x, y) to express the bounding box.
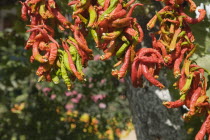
top-left (125, 72), bottom-right (186, 140)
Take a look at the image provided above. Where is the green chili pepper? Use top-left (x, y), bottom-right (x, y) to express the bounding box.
top-left (180, 73), bottom-right (193, 94)
top-left (87, 5), bottom-right (97, 27)
top-left (90, 29), bottom-right (99, 46)
top-left (97, 0), bottom-right (105, 7)
top-left (61, 56), bottom-right (72, 90)
top-left (76, 53), bottom-right (84, 76)
top-left (69, 45), bottom-right (77, 62)
top-left (178, 31), bottom-right (186, 37)
top-left (51, 69), bottom-right (60, 84)
top-left (63, 52), bottom-right (73, 73)
top-left (98, 0), bottom-right (118, 22)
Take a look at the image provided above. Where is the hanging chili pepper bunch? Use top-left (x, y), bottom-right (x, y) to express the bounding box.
top-left (130, 0), bottom-right (209, 139)
top-left (20, 0), bottom-right (93, 90)
top-left (68, 0), bottom-right (144, 79)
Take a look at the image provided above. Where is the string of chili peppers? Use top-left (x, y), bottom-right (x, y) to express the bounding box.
top-left (69, 0), bottom-right (144, 79)
top-left (20, 0), bottom-right (93, 90)
top-left (131, 0), bottom-right (209, 139)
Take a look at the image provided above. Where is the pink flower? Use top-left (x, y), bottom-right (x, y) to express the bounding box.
top-left (65, 91), bottom-right (72, 96)
top-left (65, 90), bottom-right (78, 96)
top-left (76, 94), bottom-right (83, 100)
top-left (99, 103), bottom-right (106, 109)
top-left (89, 83), bottom-right (93, 88)
top-left (94, 54), bottom-right (100, 61)
top-left (71, 98), bottom-right (80, 104)
top-left (100, 79), bottom-right (107, 86)
top-left (65, 104), bottom-right (74, 110)
top-left (50, 94), bottom-right (56, 100)
top-left (91, 94), bottom-right (106, 103)
top-left (42, 87), bottom-right (51, 93)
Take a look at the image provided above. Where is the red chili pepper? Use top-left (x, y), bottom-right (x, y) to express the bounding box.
top-left (20, 1), bottom-right (28, 21)
top-left (195, 116), bottom-right (208, 140)
top-left (142, 64), bottom-right (164, 89)
top-left (48, 43), bottom-right (58, 65)
top-left (173, 48), bottom-right (188, 78)
top-left (100, 40), bottom-right (116, 60)
top-left (137, 63), bottom-right (143, 87)
top-left (111, 17), bottom-right (133, 28)
top-left (32, 41), bottom-right (48, 63)
top-left (180, 9), bottom-right (206, 24)
top-left (189, 86), bottom-right (202, 115)
top-left (126, 3), bottom-right (143, 17)
top-left (163, 99), bottom-right (185, 108)
top-left (131, 59), bottom-right (139, 87)
top-left (118, 47), bottom-right (131, 79)
top-left (73, 30), bottom-right (93, 54)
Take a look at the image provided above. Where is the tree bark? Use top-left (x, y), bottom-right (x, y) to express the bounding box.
top-left (125, 72), bottom-right (186, 140)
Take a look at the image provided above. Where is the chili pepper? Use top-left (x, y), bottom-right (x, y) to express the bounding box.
top-left (36, 63), bottom-right (51, 76)
top-left (189, 86), bottom-right (202, 115)
top-left (75, 53), bottom-right (84, 76)
top-left (186, 0), bottom-right (197, 12)
top-left (123, 0), bottom-right (135, 8)
top-left (183, 59), bottom-right (191, 76)
top-left (20, 1), bottom-right (28, 21)
top-left (103, 0), bottom-right (110, 10)
top-left (137, 63), bottom-right (143, 87)
top-left (131, 59), bottom-right (139, 88)
top-left (180, 9), bottom-right (206, 24)
top-left (111, 17), bottom-right (132, 28)
top-left (48, 43), bottom-right (58, 65)
top-left (163, 99), bottom-right (185, 108)
top-left (126, 3), bottom-right (143, 17)
top-left (63, 52), bottom-right (73, 73)
top-left (133, 20), bottom-right (144, 43)
top-left (147, 6), bottom-right (172, 30)
top-left (87, 5), bottom-right (97, 27)
top-left (100, 40), bottom-right (116, 60)
top-left (118, 47), bottom-right (131, 79)
top-left (50, 7), bottom-right (71, 29)
top-left (195, 117), bottom-right (207, 140)
top-left (61, 56), bottom-right (72, 90)
top-left (114, 60), bottom-right (123, 67)
top-left (142, 64), bottom-right (165, 89)
top-left (138, 56), bottom-right (160, 64)
top-left (116, 42), bottom-right (130, 58)
top-left (90, 29), bottom-right (99, 46)
top-left (101, 30), bottom-right (122, 40)
top-left (124, 27), bottom-right (138, 37)
top-left (73, 0), bottom-right (90, 15)
top-left (97, 0), bottom-right (105, 7)
top-left (32, 41), bottom-right (48, 63)
top-left (137, 48), bottom-right (163, 61)
top-left (62, 41), bottom-right (84, 81)
top-left (73, 30), bottom-right (92, 54)
top-left (98, 0), bottom-right (118, 23)
top-left (173, 48), bottom-right (188, 78)
top-left (169, 27), bottom-right (182, 51)
top-left (109, 9), bottom-right (127, 21)
top-left (180, 72), bottom-right (193, 94)
top-left (51, 69), bottom-right (60, 84)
